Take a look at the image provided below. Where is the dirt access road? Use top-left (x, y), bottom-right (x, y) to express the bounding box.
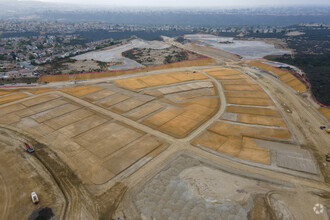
top-left (242, 66), bottom-right (330, 182)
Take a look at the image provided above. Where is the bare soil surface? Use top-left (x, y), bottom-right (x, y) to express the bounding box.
top-left (43, 59), bottom-right (124, 75)
top-left (242, 65), bottom-right (330, 182)
top-left (120, 153), bottom-right (329, 220)
top-left (122, 46), bottom-right (203, 66)
top-left (0, 49), bottom-right (329, 220)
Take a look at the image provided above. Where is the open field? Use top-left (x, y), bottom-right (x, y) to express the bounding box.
top-left (0, 60), bottom-right (328, 219)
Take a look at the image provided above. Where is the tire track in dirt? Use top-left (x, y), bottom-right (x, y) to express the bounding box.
top-left (0, 126), bottom-right (97, 220)
top-left (33, 144), bottom-right (98, 220)
top-left (32, 152), bottom-right (69, 220)
top-left (0, 170), bottom-right (10, 220)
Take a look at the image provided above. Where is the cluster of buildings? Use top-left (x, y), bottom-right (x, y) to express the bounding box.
top-left (0, 20), bottom-right (195, 35)
top-left (0, 20), bottom-right (311, 80)
top-left (0, 21), bottom-right (198, 79)
top-left (0, 33), bottom-right (114, 79)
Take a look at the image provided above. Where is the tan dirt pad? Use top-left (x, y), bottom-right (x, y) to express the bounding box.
top-left (60, 86), bottom-right (103, 97)
top-left (142, 107), bottom-right (185, 128)
top-left (192, 131), bottom-right (228, 151)
top-left (21, 94), bottom-right (60, 107)
top-left (0, 93), bottom-right (29, 105)
top-left (158, 115), bottom-right (200, 138)
top-left (82, 89), bottom-right (116, 102)
top-left (15, 98), bottom-right (68, 118)
top-left (209, 121), bottom-right (292, 140)
top-left (318, 107), bottom-right (330, 120)
top-left (227, 97), bottom-right (274, 106)
top-left (73, 122), bottom-right (144, 158)
top-left (237, 114), bottom-right (287, 127)
top-left (226, 106), bottom-right (281, 117)
top-left (225, 91), bottom-right (269, 99)
top-left (0, 103), bottom-right (26, 115)
top-left (97, 94), bottom-right (130, 108)
top-left (223, 84), bottom-right (261, 91)
top-left (31, 104), bottom-right (81, 123)
top-left (216, 136), bottom-right (242, 156)
top-left (127, 102), bottom-right (164, 121)
top-left (110, 98), bottom-right (148, 114)
top-left (103, 135), bottom-right (164, 175)
top-left (44, 108), bottom-right (94, 130)
top-left (57, 114), bottom-right (109, 138)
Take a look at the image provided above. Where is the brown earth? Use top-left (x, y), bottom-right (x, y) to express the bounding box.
top-left (0, 57), bottom-right (329, 220)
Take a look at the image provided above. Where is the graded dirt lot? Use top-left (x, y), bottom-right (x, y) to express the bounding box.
top-left (39, 57), bottom-right (215, 83)
top-left (0, 92), bottom-right (29, 105)
top-left (0, 49), bottom-right (329, 220)
top-left (249, 60), bottom-right (307, 92)
top-left (319, 107), bottom-right (330, 120)
top-left (0, 92), bottom-right (168, 186)
top-left (184, 34), bottom-right (290, 59)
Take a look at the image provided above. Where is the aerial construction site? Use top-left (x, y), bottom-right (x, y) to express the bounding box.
top-left (0, 35), bottom-right (329, 220)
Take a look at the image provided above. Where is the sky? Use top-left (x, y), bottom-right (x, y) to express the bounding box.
top-left (17, 0), bottom-right (330, 7)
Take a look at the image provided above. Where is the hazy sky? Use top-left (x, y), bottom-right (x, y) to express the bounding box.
top-left (22, 0), bottom-right (330, 7)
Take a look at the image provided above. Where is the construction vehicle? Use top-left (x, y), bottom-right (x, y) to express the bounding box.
top-left (31, 192), bottom-right (39, 204)
top-left (24, 142), bottom-right (35, 153)
top-left (326, 154), bottom-right (330, 162)
top-left (327, 129), bottom-right (330, 134)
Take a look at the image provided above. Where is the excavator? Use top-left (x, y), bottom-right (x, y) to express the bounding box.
top-left (24, 142), bottom-right (35, 153)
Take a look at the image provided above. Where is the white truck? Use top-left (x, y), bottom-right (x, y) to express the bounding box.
top-left (31, 192), bottom-right (39, 204)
